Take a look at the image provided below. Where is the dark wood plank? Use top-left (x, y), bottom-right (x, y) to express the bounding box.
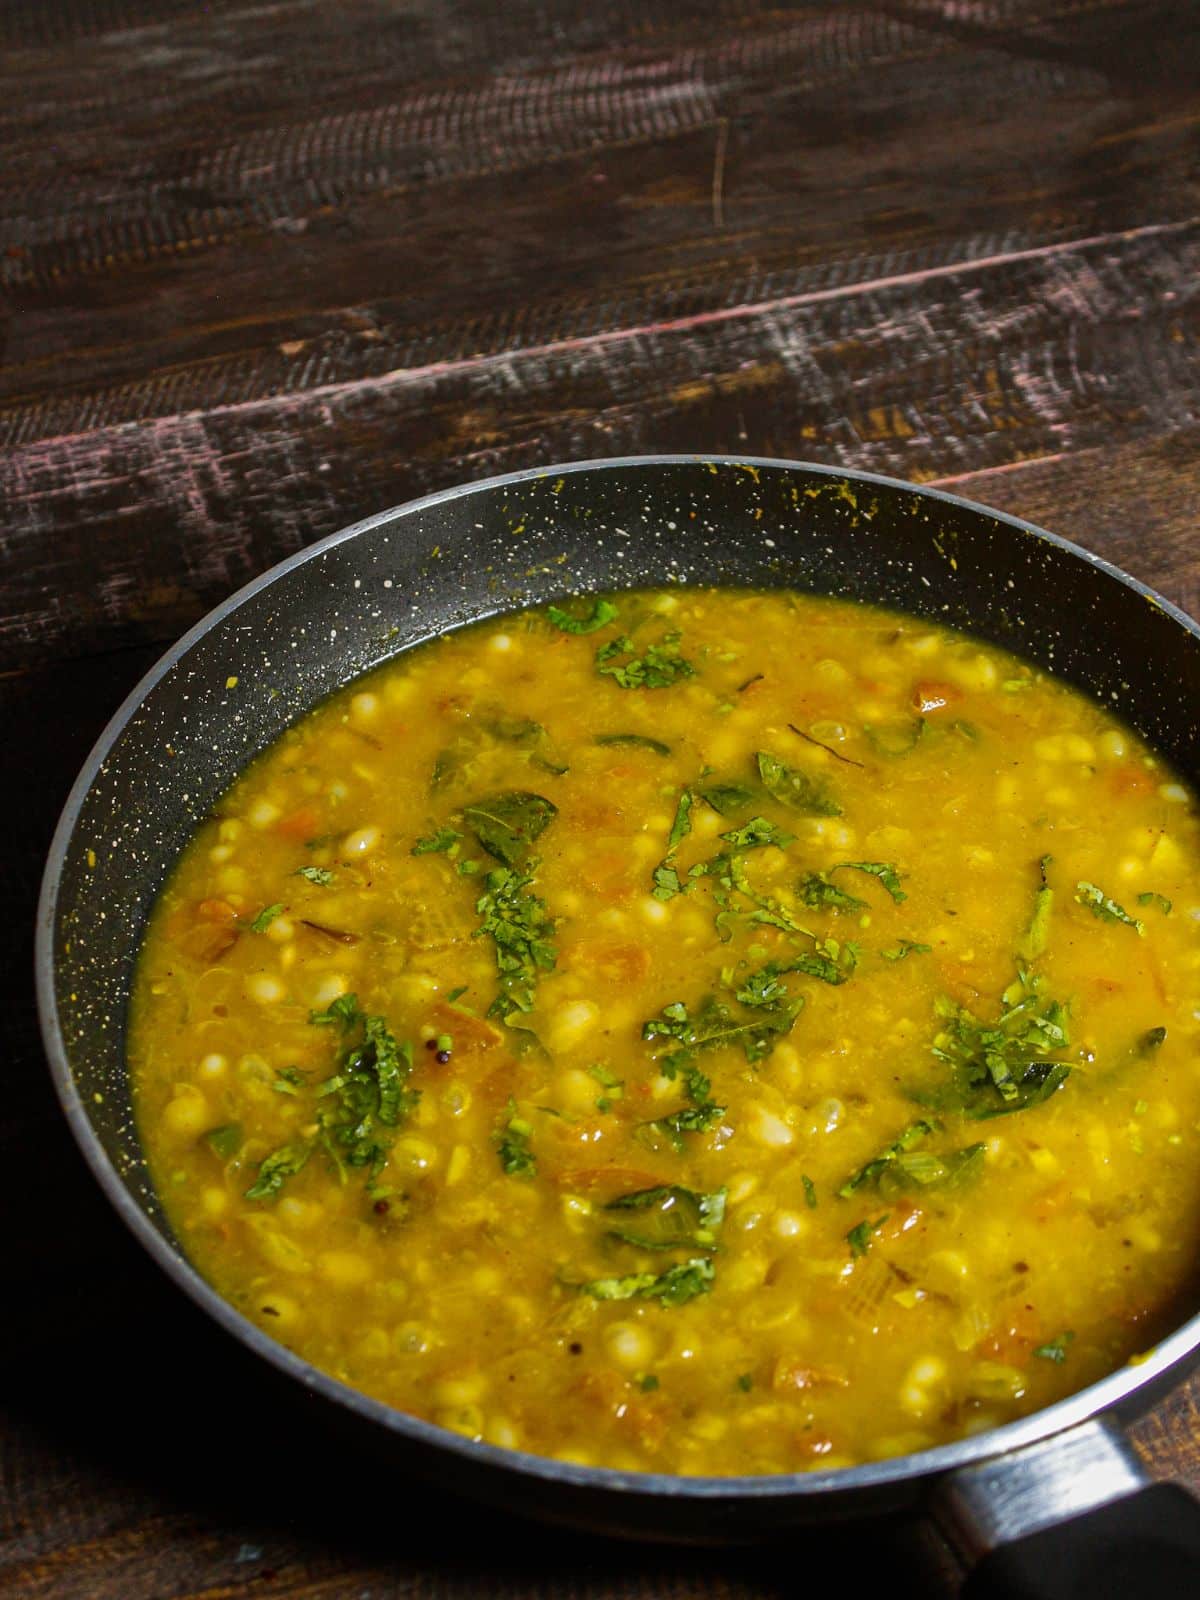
top-left (4, 218), bottom-right (1199, 671)
top-left (3, 0), bottom-right (1198, 435)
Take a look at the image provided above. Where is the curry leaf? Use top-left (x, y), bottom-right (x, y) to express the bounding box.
top-left (756, 751), bottom-right (841, 816)
top-left (464, 791), bottom-right (557, 867)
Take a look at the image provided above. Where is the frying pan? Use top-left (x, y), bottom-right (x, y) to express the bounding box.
top-left (36, 456), bottom-right (1200, 1595)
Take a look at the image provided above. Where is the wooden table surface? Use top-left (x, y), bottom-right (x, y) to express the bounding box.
top-left (4, 1), bottom-right (1200, 1594)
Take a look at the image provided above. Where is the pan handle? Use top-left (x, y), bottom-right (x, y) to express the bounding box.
top-left (930, 1416), bottom-right (1200, 1599)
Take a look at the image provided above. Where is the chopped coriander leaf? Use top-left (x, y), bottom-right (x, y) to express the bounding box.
top-left (876, 1143), bottom-right (985, 1198)
top-left (652, 864), bottom-right (684, 901)
top-left (578, 1257), bottom-right (715, 1307)
top-left (882, 939), bottom-right (932, 961)
top-left (250, 902), bottom-right (285, 932)
top-left (475, 862), bottom-right (557, 1021)
top-left (736, 1373), bottom-right (754, 1392)
top-left (596, 632), bottom-right (696, 690)
top-left (1137, 891), bottom-right (1172, 915)
top-left (756, 750), bottom-right (841, 816)
top-left (464, 791), bottom-right (556, 867)
top-left (246, 1140), bottom-right (313, 1200)
top-left (412, 825), bottom-right (463, 855)
top-left (918, 970), bottom-right (1071, 1119)
top-left (294, 865), bottom-right (335, 885)
top-left (594, 733), bottom-right (671, 755)
top-left (638, 1374), bottom-right (661, 1392)
top-left (720, 816), bottom-right (795, 850)
top-left (309, 992), bottom-right (363, 1029)
top-left (1033, 1332), bottom-right (1075, 1363)
top-left (1075, 881), bottom-right (1145, 935)
top-left (833, 861), bottom-right (907, 904)
top-left (604, 1185), bottom-right (727, 1251)
top-left (273, 1065), bottom-right (308, 1096)
top-left (801, 1175), bottom-right (818, 1209)
top-left (252, 1006), bottom-right (417, 1199)
top-left (799, 873), bottom-right (866, 914)
top-left (651, 789), bottom-right (694, 901)
top-left (667, 789), bottom-right (694, 852)
top-left (588, 1063), bottom-right (624, 1109)
top-left (495, 1098), bottom-right (537, 1177)
top-left (204, 1122), bottom-right (243, 1160)
top-left (642, 990), bottom-right (804, 1070)
top-left (847, 1215), bottom-right (889, 1258)
top-left (1140, 1026), bottom-right (1167, 1053)
top-left (839, 1120), bottom-right (939, 1197)
top-left (637, 1101), bottom-right (726, 1154)
top-left (547, 596), bottom-right (619, 634)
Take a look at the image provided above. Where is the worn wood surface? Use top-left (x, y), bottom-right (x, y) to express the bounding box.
top-left (3, 1), bottom-right (1200, 1595)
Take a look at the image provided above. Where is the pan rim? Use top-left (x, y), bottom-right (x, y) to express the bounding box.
top-left (34, 452), bottom-right (1200, 1511)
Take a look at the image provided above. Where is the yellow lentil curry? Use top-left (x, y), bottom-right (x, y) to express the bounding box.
top-left (129, 588), bottom-right (1200, 1476)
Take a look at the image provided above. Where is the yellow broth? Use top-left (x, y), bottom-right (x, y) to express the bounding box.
top-left (128, 588), bottom-right (1200, 1475)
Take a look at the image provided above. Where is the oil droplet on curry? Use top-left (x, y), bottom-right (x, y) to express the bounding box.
top-left (130, 589), bottom-right (1200, 1475)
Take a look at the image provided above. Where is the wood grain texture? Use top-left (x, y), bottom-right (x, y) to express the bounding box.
top-left (4, 0), bottom-right (1200, 1595)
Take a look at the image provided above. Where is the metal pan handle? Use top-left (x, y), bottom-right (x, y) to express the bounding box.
top-left (931, 1416), bottom-right (1200, 1598)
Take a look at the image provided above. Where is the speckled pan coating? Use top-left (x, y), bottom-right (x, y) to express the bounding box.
top-left (34, 456), bottom-right (1200, 1541)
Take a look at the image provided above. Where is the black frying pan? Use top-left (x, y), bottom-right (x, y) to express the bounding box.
top-left (36, 457), bottom-right (1200, 1596)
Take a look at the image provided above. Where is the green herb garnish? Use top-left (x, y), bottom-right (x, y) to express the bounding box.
top-left (1075, 881), bottom-right (1144, 934)
top-left (799, 874), bottom-right (866, 914)
top-left (651, 788), bottom-right (695, 902)
top-left (802, 1174), bottom-right (818, 1209)
top-left (594, 733), bottom-right (671, 755)
top-left (604, 1185), bottom-right (727, 1251)
top-left (643, 990), bottom-right (804, 1070)
top-left (882, 939), bottom-right (932, 961)
top-left (918, 970), bottom-right (1071, 1119)
top-left (412, 825), bottom-right (463, 855)
top-left (1137, 892), bottom-right (1172, 916)
top-left (1033, 1332), bottom-right (1075, 1363)
top-left (833, 861), bottom-right (907, 903)
top-left (847, 1215), bottom-right (889, 1258)
top-left (245, 1140), bottom-right (313, 1201)
top-left (495, 1098), bottom-right (537, 1177)
top-left (250, 902), bottom-right (285, 932)
top-left (697, 779), bottom-right (758, 816)
top-left (474, 862), bottom-right (556, 1021)
top-left (204, 1123), bottom-right (243, 1160)
top-left (721, 816), bottom-right (796, 850)
top-left (839, 1120), bottom-right (940, 1196)
top-left (547, 596), bottom-right (619, 634)
top-left (756, 750), bottom-right (840, 816)
top-left (864, 717), bottom-right (925, 758)
top-left (1018, 856), bottom-right (1055, 962)
top-left (309, 992), bottom-right (363, 1029)
top-left (578, 1257), bottom-right (715, 1306)
top-left (876, 1144), bottom-right (985, 1198)
top-left (464, 791), bottom-right (557, 867)
top-left (596, 632), bottom-right (696, 689)
top-left (294, 866), bottom-right (335, 886)
top-left (249, 1001), bottom-right (418, 1201)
